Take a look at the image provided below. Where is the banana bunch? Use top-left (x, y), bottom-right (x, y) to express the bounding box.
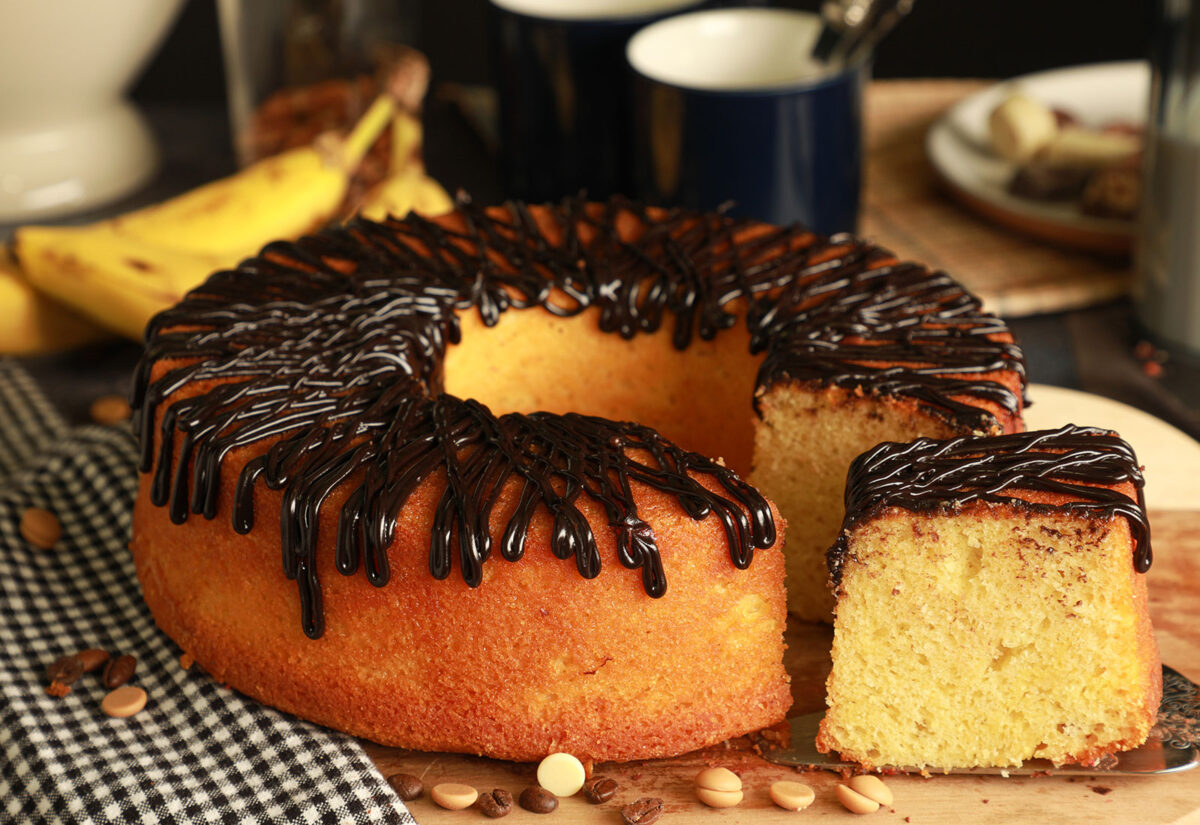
top-left (0, 249), bottom-right (108, 355)
top-left (10, 50), bottom-right (452, 346)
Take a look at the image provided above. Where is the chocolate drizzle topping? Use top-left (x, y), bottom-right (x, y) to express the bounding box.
top-left (132, 195), bottom-right (1025, 638)
top-left (828, 424), bottom-right (1151, 589)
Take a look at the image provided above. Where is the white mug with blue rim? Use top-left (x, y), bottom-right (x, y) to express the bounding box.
top-left (627, 7), bottom-right (867, 235)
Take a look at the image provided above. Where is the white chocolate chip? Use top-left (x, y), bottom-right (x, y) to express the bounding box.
top-left (849, 774), bottom-right (893, 806)
top-left (430, 783), bottom-right (478, 810)
top-left (769, 780), bottom-right (815, 811)
top-left (537, 752), bottom-right (586, 797)
top-left (836, 783), bottom-right (880, 814)
top-left (101, 685), bottom-right (147, 718)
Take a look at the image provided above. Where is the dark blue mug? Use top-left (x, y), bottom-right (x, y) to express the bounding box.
top-left (627, 8), bottom-right (866, 235)
top-left (489, 0), bottom-right (702, 203)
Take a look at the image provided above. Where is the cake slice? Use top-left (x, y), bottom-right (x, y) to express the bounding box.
top-left (818, 424), bottom-right (1161, 770)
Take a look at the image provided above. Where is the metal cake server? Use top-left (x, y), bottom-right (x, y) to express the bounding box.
top-left (765, 665), bottom-right (1200, 776)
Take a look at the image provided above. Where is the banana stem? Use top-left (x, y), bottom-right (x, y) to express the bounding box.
top-left (335, 48), bottom-right (431, 172)
top-left (337, 95), bottom-right (397, 172)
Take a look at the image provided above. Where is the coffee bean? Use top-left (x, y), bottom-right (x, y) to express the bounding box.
top-left (46, 655), bottom-right (83, 686)
top-left (476, 788), bottom-right (513, 818)
top-left (386, 772), bottom-right (423, 801)
top-left (582, 776), bottom-right (618, 804)
top-left (20, 507), bottom-right (60, 549)
top-left (621, 797), bottom-right (663, 825)
top-left (102, 654), bottom-right (136, 689)
top-left (76, 649), bottom-right (110, 673)
top-left (519, 785), bottom-right (558, 814)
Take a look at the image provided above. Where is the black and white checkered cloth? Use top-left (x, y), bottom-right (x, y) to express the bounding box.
top-left (0, 361), bottom-right (415, 825)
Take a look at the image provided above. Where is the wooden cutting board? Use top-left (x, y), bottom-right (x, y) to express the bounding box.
top-left (366, 509), bottom-right (1200, 824)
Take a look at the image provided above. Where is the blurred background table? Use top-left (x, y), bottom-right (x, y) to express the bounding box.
top-left (11, 78), bottom-right (1197, 444)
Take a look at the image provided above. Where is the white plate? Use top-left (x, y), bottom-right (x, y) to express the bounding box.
top-left (1025, 383), bottom-right (1200, 511)
top-left (926, 61), bottom-right (1148, 254)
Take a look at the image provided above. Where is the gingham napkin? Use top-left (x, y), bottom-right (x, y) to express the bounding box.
top-left (0, 361), bottom-right (415, 825)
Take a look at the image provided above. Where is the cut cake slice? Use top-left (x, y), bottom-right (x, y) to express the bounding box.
top-left (817, 424), bottom-right (1161, 770)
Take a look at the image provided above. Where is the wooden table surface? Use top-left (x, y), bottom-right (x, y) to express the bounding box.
top-left (366, 509), bottom-right (1200, 824)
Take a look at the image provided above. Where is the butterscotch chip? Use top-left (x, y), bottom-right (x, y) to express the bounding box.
top-left (836, 783), bottom-right (879, 814)
top-left (696, 787), bottom-right (743, 808)
top-left (849, 775), bottom-right (893, 806)
top-left (90, 395), bottom-right (132, 426)
top-left (537, 752), bottom-right (586, 797)
top-left (695, 766), bottom-right (743, 807)
top-left (76, 649), bottom-right (110, 673)
top-left (20, 507), bottom-right (60, 549)
top-left (695, 767), bottom-right (741, 793)
top-left (101, 685), bottom-right (147, 718)
top-left (769, 780), bottom-right (815, 811)
top-left (45, 681), bottom-right (71, 697)
top-left (430, 783), bottom-right (478, 810)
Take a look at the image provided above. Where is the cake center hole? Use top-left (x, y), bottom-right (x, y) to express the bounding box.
top-left (442, 306), bottom-right (764, 476)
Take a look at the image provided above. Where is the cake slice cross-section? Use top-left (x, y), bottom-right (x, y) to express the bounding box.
top-left (818, 424), bottom-right (1161, 770)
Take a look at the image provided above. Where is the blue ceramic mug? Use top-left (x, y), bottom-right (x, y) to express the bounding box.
top-left (627, 8), bottom-right (866, 234)
top-left (489, 0), bottom-right (702, 203)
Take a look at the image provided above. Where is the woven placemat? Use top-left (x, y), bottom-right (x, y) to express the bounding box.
top-left (860, 79), bottom-right (1132, 317)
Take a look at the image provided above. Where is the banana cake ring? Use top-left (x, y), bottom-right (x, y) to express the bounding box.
top-left (129, 196), bottom-right (1025, 761)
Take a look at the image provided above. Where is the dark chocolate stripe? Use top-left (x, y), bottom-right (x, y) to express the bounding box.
top-left (133, 195), bottom-right (1025, 638)
top-left (828, 424), bottom-right (1151, 590)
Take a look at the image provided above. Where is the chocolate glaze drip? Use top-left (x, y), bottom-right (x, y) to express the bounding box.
top-left (132, 195), bottom-right (1025, 638)
top-left (828, 424), bottom-right (1151, 589)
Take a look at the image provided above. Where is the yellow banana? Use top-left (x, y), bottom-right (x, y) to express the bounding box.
top-left (358, 166), bottom-right (454, 222)
top-left (354, 108), bottom-right (453, 221)
top-left (106, 94), bottom-right (399, 259)
top-left (15, 225), bottom-right (230, 340)
top-left (13, 48), bottom-right (439, 343)
top-left (0, 249), bottom-right (109, 354)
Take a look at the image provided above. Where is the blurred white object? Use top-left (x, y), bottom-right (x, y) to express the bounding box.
top-left (0, 0), bottom-right (184, 222)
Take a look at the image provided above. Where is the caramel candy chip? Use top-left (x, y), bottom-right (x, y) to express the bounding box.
top-left (695, 767), bottom-right (743, 808)
top-left (102, 685), bottom-right (147, 718)
top-left (20, 507), bottom-right (60, 549)
top-left (90, 395), bottom-right (132, 426)
top-left (849, 774), bottom-right (893, 806)
top-left (836, 783), bottom-right (880, 814)
top-left (769, 780), bottom-right (815, 811)
top-left (430, 783), bottom-right (478, 810)
top-left (537, 752), bottom-right (586, 797)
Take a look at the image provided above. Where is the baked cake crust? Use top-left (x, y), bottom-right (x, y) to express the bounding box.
top-left (130, 196), bottom-right (1027, 758)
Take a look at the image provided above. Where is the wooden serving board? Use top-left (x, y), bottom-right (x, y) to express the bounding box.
top-left (366, 509), bottom-right (1200, 824)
